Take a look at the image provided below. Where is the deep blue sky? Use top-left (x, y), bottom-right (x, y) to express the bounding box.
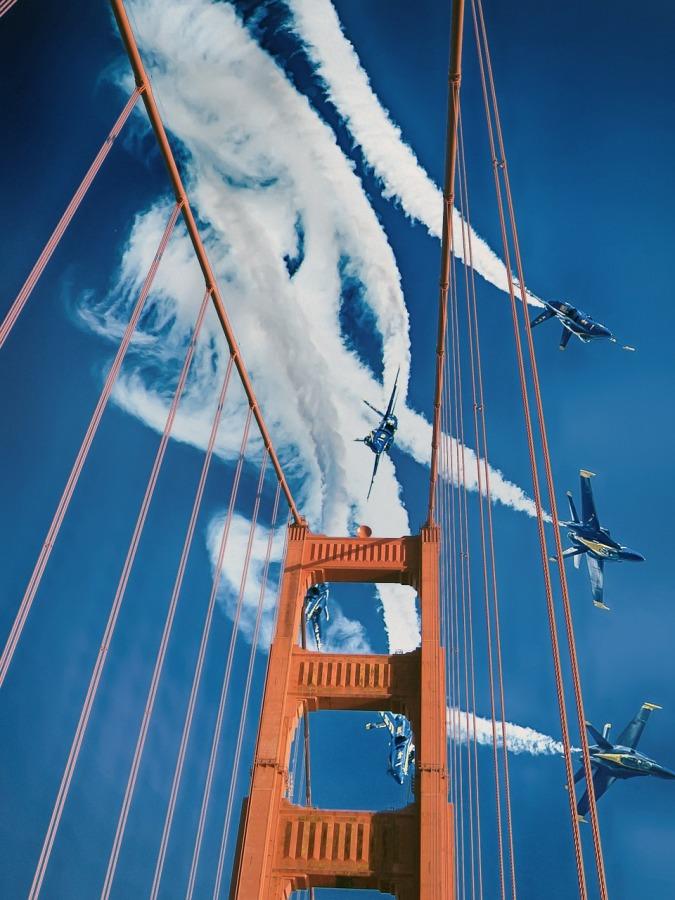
top-left (2, 1), bottom-right (675, 898)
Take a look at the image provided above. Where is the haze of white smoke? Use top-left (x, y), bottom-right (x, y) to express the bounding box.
top-left (448, 707), bottom-right (573, 756)
top-left (286, 0), bottom-right (544, 308)
top-left (78, 0), bottom-right (543, 651)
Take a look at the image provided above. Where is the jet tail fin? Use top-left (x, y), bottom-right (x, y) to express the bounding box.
top-left (617, 702), bottom-right (662, 750)
top-left (566, 491), bottom-right (580, 524)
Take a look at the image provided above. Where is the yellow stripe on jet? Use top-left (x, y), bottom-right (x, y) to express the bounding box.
top-left (643, 703), bottom-right (662, 711)
top-left (580, 469), bottom-right (596, 478)
top-left (577, 537), bottom-right (613, 556)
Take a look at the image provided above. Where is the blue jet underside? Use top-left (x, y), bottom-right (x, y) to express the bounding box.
top-left (356, 369), bottom-right (400, 499)
top-left (552, 470), bottom-right (644, 610)
top-left (366, 712), bottom-right (415, 785)
top-left (304, 583), bottom-right (330, 652)
top-left (530, 299), bottom-right (634, 351)
top-left (574, 703), bottom-right (675, 821)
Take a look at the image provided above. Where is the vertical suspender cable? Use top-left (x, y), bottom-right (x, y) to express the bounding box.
top-left (100, 354), bottom-right (235, 899)
top-left (457, 112), bottom-right (512, 900)
top-left (450, 235), bottom-right (486, 900)
top-left (211, 483), bottom-right (282, 900)
top-left (469, 1), bottom-right (592, 895)
top-left (473, 2), bottom-right (608, 895)
top-left (0, 88), bottom-right (143, 350)
top-left (0, 201), bottom-right (181, 690)
top-left (448, 249), bottom-right (476, 900)
top-left (28, 286), bottom-right (211, 899)
top-left (185, 451), bottom-right (269, 900)
top-left (149, 408), bottom-right (254, 900)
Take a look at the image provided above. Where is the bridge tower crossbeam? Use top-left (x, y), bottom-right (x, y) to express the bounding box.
top-left (230, 524), bottom-right (454, 899)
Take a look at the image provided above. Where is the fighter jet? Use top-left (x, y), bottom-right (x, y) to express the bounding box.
top-left (365, 712), bottom-right (415, 785)
top-left (530, 299), bottom-right (634, 351)
top-left (356, 369), bottom-right (400, 499)
top-left (574, 702), bottom-right (675, 822)
top-left (552, 470), bottom-right (644, 610)
top-left (304, 582), bottom-right (330, 652)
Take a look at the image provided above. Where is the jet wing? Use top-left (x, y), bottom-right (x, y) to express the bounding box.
top-left (585, 555), bottom-right (606, 609)
top-left (616, 703), bottom-right (661, 751)
top-left (580, 471), bottom-right (600, 529)
top-left (384, 368), bottom-right (400, 419)
top-left (366, 453), bottom-right (381, 500)
top-left (530, 307), bottom-right (556, 329)
top-left (577, 768), bottom-right (616, 819)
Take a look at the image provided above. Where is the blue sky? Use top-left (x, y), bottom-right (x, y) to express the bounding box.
top-left (1, 1), bottom-right (675, 898)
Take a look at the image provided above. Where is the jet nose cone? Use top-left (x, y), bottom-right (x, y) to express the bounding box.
top-left (624, 550), bottom-right (645, 562)
top-left (657, 767), bottom-right (675, 780)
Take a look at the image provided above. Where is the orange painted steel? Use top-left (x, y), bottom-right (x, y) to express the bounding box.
top-left (428, 0), bottom-right (465, 525)
top-left (109, 0), bottom-right (300, 524)
top-left (229, 526), bottom-right (454, 899)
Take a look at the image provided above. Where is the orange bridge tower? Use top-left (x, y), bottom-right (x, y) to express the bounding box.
top-left (230, 523), bottom-right (454, 899)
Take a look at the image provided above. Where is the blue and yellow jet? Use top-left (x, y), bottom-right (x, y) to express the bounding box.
top-left (304, 583), bottom-right (330, 652)
top-left (553, 470), bottom-right (644, 610)
top-left (365, 712), bottom-right (415, 785)
top-left (356, 369), bottom-right (400, 499)
top-left (574, 702), bottom-right (675, 822)
top-left (530, 299), bottom-right (634, 351)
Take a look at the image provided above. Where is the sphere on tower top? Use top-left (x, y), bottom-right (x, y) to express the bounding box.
top-left (357, 524), bottom-right (373, 538)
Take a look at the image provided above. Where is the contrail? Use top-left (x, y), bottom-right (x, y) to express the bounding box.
top-left (448, 708), bottom-right (576, 756)
top-left (286, 0), bottom-right (543, 308)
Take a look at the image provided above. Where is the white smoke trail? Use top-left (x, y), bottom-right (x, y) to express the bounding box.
top-left (286, 0), bottom-right (544, 308)
top-left (78, 0), bottom-right (546, 650)
top-left (448, 708), bottom-right (575, 756)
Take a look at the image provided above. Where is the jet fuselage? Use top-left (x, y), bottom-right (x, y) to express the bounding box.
top-left (590, 744), bottom-right (675, 781)
top-left (567, 525), bottom-right (644, 563)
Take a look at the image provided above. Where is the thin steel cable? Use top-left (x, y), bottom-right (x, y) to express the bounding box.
top-left (149, 408), bottom-right (254, 900)
top-left (448, 245), bottom-right (476, 900)
top-left (0, 88), bottom-right (143, 350)
top-left (446, 261), bottom-right (467, 900)
top-left (0, 0), bottom-right (20, 18)
top-left (28, 286), bottom-right (211, 899)
top-left (99, 354), bottom-right (234, 899)
top-left (443, 334), bottom-right (462, 895)
top-left (470, 1), bottom-right (589, 895)
top-left (457, 110), bottom-right (509, 900)
top-left (450, 231), bottom-right (487, 900)
top-left (0, 201), bottom-right (182, 690)
top-left (185, 452), bottom-right (269, 900)
top-left (211, 483), bottom-right (282, 900)
top-left (473, 2), bottom-right (608, 894)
